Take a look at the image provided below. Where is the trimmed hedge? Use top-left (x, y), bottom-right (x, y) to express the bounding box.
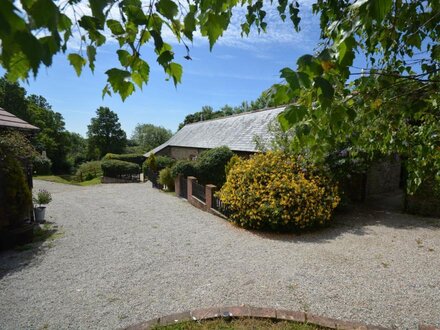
top-left (171, 160), bottom-right (197, 178)
top-left (102, 153), bottom-right (146, 166)
top-left (195, 146), bottom-right (233, 187)
top-left (101, 159), bottom-right (140, 178)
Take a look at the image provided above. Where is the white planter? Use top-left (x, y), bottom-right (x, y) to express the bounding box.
top-left (34, 206), bottom-right (46, 223)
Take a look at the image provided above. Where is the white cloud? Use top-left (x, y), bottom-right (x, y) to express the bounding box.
top-left (63, 0), bottom-right (320, 54)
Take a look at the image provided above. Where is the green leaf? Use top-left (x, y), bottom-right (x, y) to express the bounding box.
top-left (157, 50), bottom-right (174, 66)
top-left (314, 77), bottom-right (334, 107)
top-left (370, 0), bottom-right (392, 21)
top-left (338, 36), bottom-right (355, 67)
top-left (107, 19), bottom-right (125, 35)
top-left (132, 58), bottom-right (150, 81)
top-left (27, 0), bottom-right (59, 30)
top-left (201, 13), bottom-right (229, 50)
top-left (68, 53), bottom-right (86, 76)
top-left (297, 55), bottom-right (323, 77)
top-left (105, 68), bottom-right (134, 101)
top-left (183, 6), bottom-right (196, 40)
top-left (165, 62), bottom-right (182, 86)
top-left (87, 45), bottom-right (96, 72)
top-left (278, 105), bottom-right (308, 131)
top-left (155, 0), bottom-right (178, 20)
top-left (270, 84), bottom-right (291, 106)
top-left (89, 0), bottom-right (110, 22)
top-left (117, 49), bottom-right (131, 67)
top-left (280, 68), bottom-right (311, 90)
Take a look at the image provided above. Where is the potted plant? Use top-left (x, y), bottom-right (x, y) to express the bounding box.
top-left (33, 189), bottom-right (52, 223)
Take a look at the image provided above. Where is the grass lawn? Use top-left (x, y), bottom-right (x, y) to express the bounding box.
top-left (153, 319), bottom-right (327, 330)
top-left (34, 175), bottom-right (101, 186)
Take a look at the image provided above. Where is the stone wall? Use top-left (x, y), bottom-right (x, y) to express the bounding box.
top-left (405, 180), bottom-right (440, 217)
top-left (366, 155), bottom-right (401, 196)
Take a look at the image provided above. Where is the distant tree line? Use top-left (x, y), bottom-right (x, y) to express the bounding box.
top-left (0, 77), bottom-right (172, 174)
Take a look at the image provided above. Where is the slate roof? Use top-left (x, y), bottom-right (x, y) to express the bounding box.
top-left (146, 106), bottom-right (285, 156)
top-left (0, 108), bottom-right (39, 131)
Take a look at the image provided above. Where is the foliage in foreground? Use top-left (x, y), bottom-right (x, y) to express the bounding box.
top-left (218, 152), bottom-right (340, 231)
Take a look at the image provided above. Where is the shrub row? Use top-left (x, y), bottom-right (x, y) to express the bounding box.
top-left (102, 153), bottom-right (146, 166)
top-left (101, 159), bottom-right (140, 178)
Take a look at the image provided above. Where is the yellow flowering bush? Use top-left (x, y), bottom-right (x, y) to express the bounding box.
top-left (217, 152), bottom-right (340, 231)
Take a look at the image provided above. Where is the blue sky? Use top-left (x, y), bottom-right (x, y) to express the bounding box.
top-left (18, 2), bottom-right (321, 137)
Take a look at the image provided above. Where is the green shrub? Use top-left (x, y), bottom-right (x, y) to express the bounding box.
top-left (101, 159), bottom-right (140, 178)
top-left (218, 152), bottom-right (340, 231)
top-left (33, 154), bottom-right (52, 175)
top-left (156, 155), bottom-right (175, 170)
top-left (0, 156), bottom-right (32, 229)
top-left (171, 160), bottom-right (197, 178)
top-left (159, 167), bottom-right (175, 191)
top-left (75, 161), bottom-right (103, 181)
top-left (143, 153), bottom-right (157, 172)
top-left (195, 146), bottom-right (233, 187)
top-left (102, 153), bottom-right (146, 166)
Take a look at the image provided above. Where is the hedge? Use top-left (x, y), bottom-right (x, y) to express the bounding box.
top-left (101, 159), bottom-right (140, 178)
top-left (102, 153), bottom-right (146, 166)
top-left (195, 146), bottom-right (233, 187)
top-left (171, 160), bottom-right (197, 178)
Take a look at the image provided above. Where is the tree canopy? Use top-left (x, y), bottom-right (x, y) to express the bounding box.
top-left (0, 77), bottom-right (73, 173)
top-left (87, 106), bottom-right (127, 158)
top-left (131, 123), bottom-right (172, 152)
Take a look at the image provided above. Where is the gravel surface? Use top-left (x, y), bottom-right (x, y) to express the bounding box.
top-left (1, 180), bottom-right (440, 330)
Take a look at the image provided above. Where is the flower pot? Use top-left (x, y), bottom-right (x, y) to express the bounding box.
top-left (34, 206), bottom-right (46, 223)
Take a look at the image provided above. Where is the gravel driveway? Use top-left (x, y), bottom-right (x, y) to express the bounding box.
top-left (1, 180), bottom-right (439, 329)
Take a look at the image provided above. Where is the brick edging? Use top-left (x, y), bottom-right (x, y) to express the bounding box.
top-left (125, 305), bottom-right (438, 330)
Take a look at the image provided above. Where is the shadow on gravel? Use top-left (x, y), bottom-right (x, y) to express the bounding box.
top-left (247, 191), bottom-right (440, 243)
top-left (0, 222), bottom-right (62, 280)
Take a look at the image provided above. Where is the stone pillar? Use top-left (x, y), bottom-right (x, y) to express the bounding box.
top-left (187, 176), bottom-right (196, 201)
top-left (205, 184), bottom-right (217, 210)
top-left (175, 174), bottom-right (182, 197)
